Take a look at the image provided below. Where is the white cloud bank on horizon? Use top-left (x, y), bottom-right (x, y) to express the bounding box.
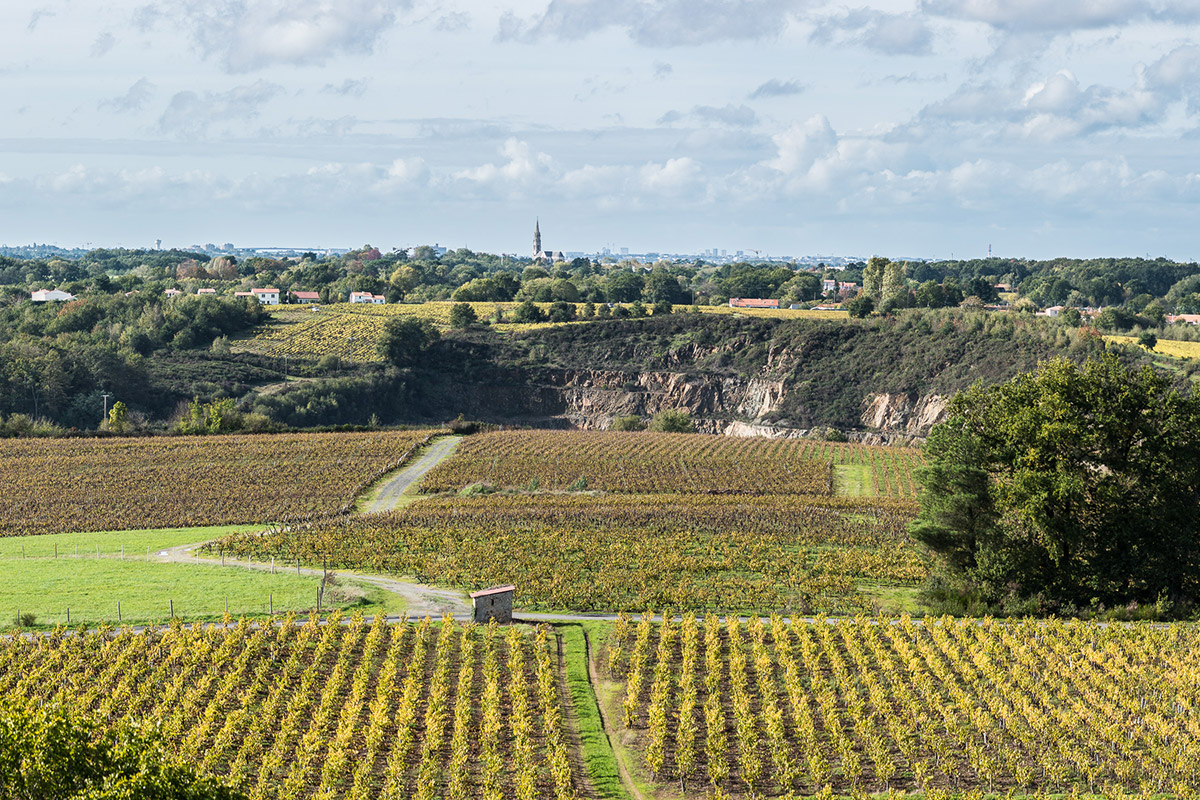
top-left (1, 0), bottom-right (1200, 257)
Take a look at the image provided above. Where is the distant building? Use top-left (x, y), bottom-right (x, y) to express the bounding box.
top-left (1168, 314), bottom-right (1200, 325)
top-left (729, 298), bottom-right (779, 309)
top-left (533, 219), bottom-right (566, 263)
top-left (30, 289), bottom-right (76, 302)
top-left (250, 288), bottom-right (280, 305)
top-left (164, 288), bottom-right (182, 298)
top-left (470, 585), bottom-right (515, 623)
top-left (289, 290), bottom-right (321, 304)
top-left (822, 279), bottom-right (859, 295)
top-left (197, 288), bottom-right (217, 295)
top-left (349, 291), bottom-right (386, 304)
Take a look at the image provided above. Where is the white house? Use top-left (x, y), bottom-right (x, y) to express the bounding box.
top-left (349, 291), bottom-right (386, 304)
top-left (31, 289), bottom-right (76, 302)
top-left (250, 288), bottom-right (281, 305)
top-left (164, 288), bottom-right (183, 298)
top-left (197, 288), bottom-right (217, 295)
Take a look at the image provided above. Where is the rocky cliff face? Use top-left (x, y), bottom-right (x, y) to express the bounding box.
top-left (860, 393), bottom-right (947, 438)
top-left (452, 368), bottom-right (941, 444)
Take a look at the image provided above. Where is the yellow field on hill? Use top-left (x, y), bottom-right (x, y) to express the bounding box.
top-left (233, 302), bottom-right (846, 362)
top-left (1106, 333), bottom-right (1200, 359)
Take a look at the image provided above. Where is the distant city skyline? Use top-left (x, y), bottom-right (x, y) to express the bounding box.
top-left (4, 2), bottom-right (1200, 260)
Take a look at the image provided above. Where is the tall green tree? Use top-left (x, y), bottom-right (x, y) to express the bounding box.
top-left (861, 256), bottom-right (888, 300)
top-left (913, 354), bottom-right (1200, 611)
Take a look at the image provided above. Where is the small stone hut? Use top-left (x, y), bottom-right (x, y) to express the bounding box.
top-left (470, 585), bottom-right (515, 624)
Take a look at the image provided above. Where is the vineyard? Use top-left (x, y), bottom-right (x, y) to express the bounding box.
top-left (0, 613), bottom-right (583, 800)
top-left (0, 430), bottom-right (436, 536)
top-left (419, 430), bottom-right (922, 498)
top-left (215, 493), bottom-right (922, 614)
top-left (607, 614), bottom-right (1200, 798)
top-left (234, 302), bottom-right (846, 362)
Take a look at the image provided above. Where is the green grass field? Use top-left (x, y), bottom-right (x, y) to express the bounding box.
top-left (0, 525), bottom-right (402, 628)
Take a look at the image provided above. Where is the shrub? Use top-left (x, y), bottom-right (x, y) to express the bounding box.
top-left (610, 415), bottom-right (646, 432)
top-left (648, 409), bottom-right (694, 433)
top-left (448, 302), bottom-right (478, 328)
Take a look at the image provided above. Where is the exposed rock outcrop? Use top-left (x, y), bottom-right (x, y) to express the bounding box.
top-left (860, 393), bottom-right (947, 438)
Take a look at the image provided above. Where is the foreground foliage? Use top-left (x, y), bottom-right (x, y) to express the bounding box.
top-left (217, 493), bottom-right (921, 613)
top-left (0, 430), bottom-right (435, 535)
top-left (0, 701), bottom-right (245, 799)
top-left (0, 614), bottom-right (581, 800)
top-left (609, 614), bottom-right (1200, 798)
top-left (420, 430), bottom-right (922, 497)
top-left (913, 354), bottom-right (1200, 612)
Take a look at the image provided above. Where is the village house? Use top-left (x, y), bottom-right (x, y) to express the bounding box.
top-left (30, 289), bottom-right (76, 302)
top-left (349, 291), bottom-right (386, 304)
top-left (250, 288), bottom-right (281, 305)
top-left (196, 288), bottom-right (217, 295)
top-left (164, 288), bottom-right (182, 298)
top-left (290, 290), bottom-right (321, 304)
top-left (470, 585), bottom-right (515, 624)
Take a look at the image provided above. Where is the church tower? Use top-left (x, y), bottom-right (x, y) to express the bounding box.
top-left (533, 219), bottom-right (542, 258)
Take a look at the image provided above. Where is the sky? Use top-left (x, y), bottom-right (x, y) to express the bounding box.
top-left (3, 1), bottom-right (1200, 260)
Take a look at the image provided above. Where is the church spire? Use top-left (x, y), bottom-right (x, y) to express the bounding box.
top-left (533, 218), bottom-right (542, 258)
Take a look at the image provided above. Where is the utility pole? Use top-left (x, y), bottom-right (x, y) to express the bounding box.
top-left (101, 392), bottom-right (113, 425)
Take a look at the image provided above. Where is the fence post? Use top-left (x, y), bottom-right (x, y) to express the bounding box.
top-left (117, 602), bottom-right (121, 623)
top-left (66, 607), bottom-right (70, 624)
top-left (170, 599), bottom-right (174, 618)
top-left (270, 594), bottom-right (273, 616)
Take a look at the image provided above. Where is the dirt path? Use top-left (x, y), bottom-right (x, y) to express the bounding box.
top-left (155, 542), bottom-right (471, 618)
top-left (359, 435), bottom-right (461, 513)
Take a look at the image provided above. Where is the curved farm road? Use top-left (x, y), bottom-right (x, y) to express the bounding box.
top-left (157, 434), bottom-right (471, 618)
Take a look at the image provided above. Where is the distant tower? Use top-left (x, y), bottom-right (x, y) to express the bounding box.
top-left (533, 219), bottom-right (542, 258)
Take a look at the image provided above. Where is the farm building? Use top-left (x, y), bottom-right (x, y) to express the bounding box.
top-left (349, 291), bottom-right (386, 304)
top-left (470, 585), bottom-right (515, 624)
top-left (729, 298), bottom-right (779, 309)
top-left (251, 288), bottom-right (281, 305)
top-left (30, 289), bottom-right (76, 302)
top-left (290, 290), bottom-right (321, 303)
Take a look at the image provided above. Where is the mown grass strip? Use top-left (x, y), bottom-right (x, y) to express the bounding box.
top-left (833, 463), bottom-right (874, 497)
top-left (556, 622), bottom-right (631, 800)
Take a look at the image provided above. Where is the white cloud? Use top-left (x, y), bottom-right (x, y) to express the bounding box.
top-left (764, 115), bottom-right (838, 175)
top-left (749, 78), bottom-right (805, 99)
top-left (158, 81), bottom-right (284, 138)
top-left (638, 157), bottom-right (703, 195)
top-left (499, 0), bottom-right (800, 46)
top-left (455, 138), bottom-right (556, 186)
top-left (920, 0), bottom-right (1200, 32)
top-left (99, 78), bottom-right (156, 114)
top-left (659, 104), bottom-right (759, 127)
top-left (91, 32), bottom-right (117, 58)
top-left (321, 78), bottom-right (370, 97)
top-left (811, 9), bottom-right (934, 55)
top-left (148, 0), bottom-right (411, 72)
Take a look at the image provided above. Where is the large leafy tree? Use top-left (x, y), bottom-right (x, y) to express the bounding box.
top-left (912, 353), bottom-right (1200, 610)
top-left (377, 317), bottom-right (440, 367)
